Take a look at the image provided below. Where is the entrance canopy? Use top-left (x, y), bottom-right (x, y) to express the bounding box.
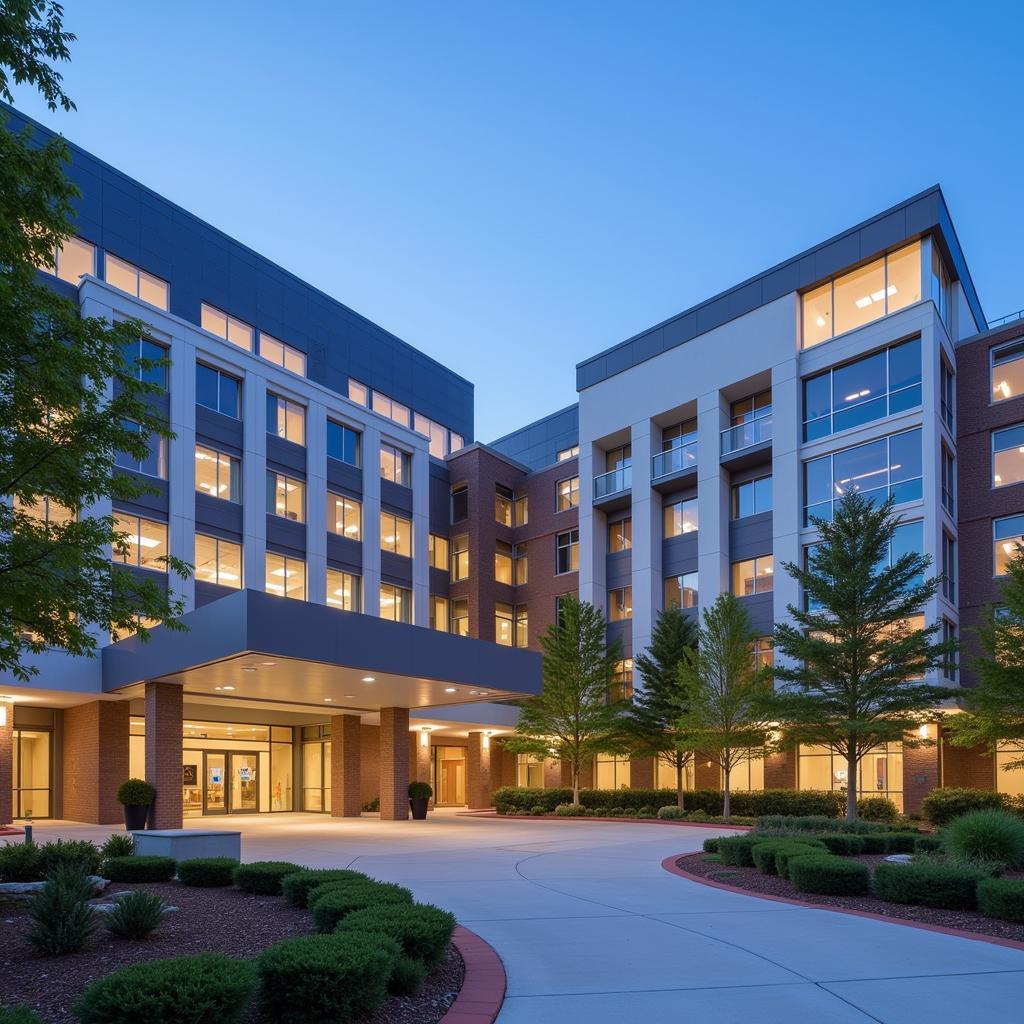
top-left (103, 589), bottom-right (541, 714)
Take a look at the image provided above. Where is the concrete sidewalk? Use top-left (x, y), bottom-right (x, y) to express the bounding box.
top-left (16, 813), bottom-right (1024, 1023)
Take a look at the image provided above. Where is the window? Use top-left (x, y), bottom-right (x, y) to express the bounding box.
top-left (105, 254), bottom-right (168, 309)
top-left (327, 492), bottom-right (361, 540)
top-left (731, 390), bottom-right (771, 426)
top-left (372, 391), bottom-right (410, 429)
top-left (122, 337), bottom-right (167, 388)
top-left (732, 555), bottom-right (774, 596)
top-left (259, 333), bottom-right (306, 376)
top-left (266, 393), bottom-right (305, 445)
top-left (595, 753), bottom-right (630, 790)
top-left (555, 594), bottom-right (569, 627)
top-left (195, 445), bottom-right (239, 501)
top-left (556, 529), bottom-right (579, 574)
top-left (451, 534), bottom-right (469, 580)
top-left (451, 484), bottom-right (468, 522)
top-left (941, 445), bottom-right (955, 516)
top-left (664, 572), bottom-right (698, 610)
top-left (556, 475), bottom-right (579, 511)
top-left (752, 637), bottom-right (773, 672)
top-left (606, 444), bottom-right (631, 471)
top-left (451, 598), bottom-right (469, 636)
top-left (931, 245), bottom-right (952, 330)
top-left (803, 338), bottom-right (922, 441)
top-left (380, 583), bottom-right (412, 623)
top-left (515, 493), bottom-right (528, 526)
top-left (413, 413), bottom-right (449, 459)
top-left (115, 421), bottom-right (167, 478)
top-left (610, 658), bottom-right (634, 702)
top-left (664, 497), bottom-right (698, 537)
top-left (655, 419), bottom-right (698, 477)
top-left (886, 520), bottom-right (924, 590)
top-left (326, 568), bottom-right (360, 611)
top-left (495, 541), bottom-right (513, 584)
top-left (608, 586), bottom-right (632, 621)
top-left (943, 619), bottom-right (958, 681)
top-left (196, 364), bottom-right (239, 417)
top-left (265, 552), bottom-right (305, 599)
top-left (732, 476), bottom-right (772, 519)
top-left (557, 445), bottom-right (579, 462)
top-left (609, 517), bottom-right (632, 552)
top-left (194, 534), bottom-right (242, 589)
top-left (803, 429), bottom-right (922, 525)
top-left (39, 235), bottom-right (95, 284)
top-left (495, 602), bottom-right (514, 646)
top-left (266, 471), bottom-right (305, 522)
top-left (380, 511), bottom-right (412, 557)
top-left (326, 421), bottom-right (360, 466)
top-left (429, 595), bottom-right (449, 631)
top-left (517, 753), bottom-right (544, 788)
top-left (798, 741), bottom-right (903, 811)
top-left (515, 604), bottom-right (528, 648)
top-left (495, 484), bottom-right (513, 527)
top-left (941, 359), bottom-right (955, 432)
top-left (201, 303), bottom-right (253, 351)
top-left (663, 419), bottom-right (697, 451)
top-left (994, 424), bottom-right (1024, 488)
top-left (450, 432), bottom-right (464, 453)
top-left (942, 531), bottom-right (956, 603)
top-left (380, 444), bottom-right (410, 486)
top-left (994, 514), bottom-right (1024, 575)
top-left (993, 341), bottom-right (1024, 403)
top-left (429, 534), bottom-right (449, 571)
top-left (113, 514), bottom-right (168, 570)
top-left (13, 495), bottom-right (74, 526)
top-left (349, 380), bottom-right (369, 406)
top-left (801, 241), bottom-right (921, 348)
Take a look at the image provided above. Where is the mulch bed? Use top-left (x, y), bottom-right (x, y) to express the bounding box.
top-left (677, 851), bottom-right (1024, 944)
top-left (0, 881), bottom-right (464, 1023)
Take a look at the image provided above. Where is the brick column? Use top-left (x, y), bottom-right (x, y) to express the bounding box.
top-left (379, 707), bottom-right (409, 820)
top-left (941, 731), bottom-right (996, 791)
top-left (145, 681), bottom-right (183, 828)
top-left (542, 758), bottom-right (561, 789)
top-left (63, 701), bottom-right (129, 824)
top-left (0, 698), bottom-right (12, 826)
top-left (764, 750), bottom-right (797, 790)
top-left (330, 714), bottom-right (362, 817)
top-left (903, 727), bottom-right (941, 815)
top-left (410, 728), bottom-right (434, 808)
top-left (495, 738), bottom-right (515, 790)
top-left (467, 731), bottom-right (493, 809)
top-left (630, 757), bottom-right (655, 790)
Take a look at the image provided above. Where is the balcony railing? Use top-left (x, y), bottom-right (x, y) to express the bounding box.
top-left (721, 414), bottom-right (773, 456)
top-left (652, 440), bottom-right (697, 480)
top-left (594, 465), bottom-right (631, 499)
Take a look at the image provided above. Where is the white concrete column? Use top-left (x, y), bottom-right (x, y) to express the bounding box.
top-left (411, 447), bottom-right (430, 627)
top-left (242, 370), bottom-right (267, 592)
top-left (306, 399), bottom-right (328, 605)
top-left (697, 390), bottom-right (729, 616)
top-left (577, 442), bottom-right (604, 612)
top-left (167, 334), bottom-right (196, 611)
top-left (362, 425), bottom-right (382, 616)
top-left (629, 419), bottom-right (659, 676)
top-left (771, 355), bottom-right (801, 649)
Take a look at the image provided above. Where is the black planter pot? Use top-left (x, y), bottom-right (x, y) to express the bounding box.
top-left (409, 797), bottom-right (429, 820)
top-left (123, 804), bottom-right (150, 831)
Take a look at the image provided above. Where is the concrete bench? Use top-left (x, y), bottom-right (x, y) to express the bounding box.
top-left (130, 829), bottom-right (241, 861)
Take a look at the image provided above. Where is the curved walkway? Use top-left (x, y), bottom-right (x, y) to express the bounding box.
top-left (21, 814), bottom-right (1024, 1023)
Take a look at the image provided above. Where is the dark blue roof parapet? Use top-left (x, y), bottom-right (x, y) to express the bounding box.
top-left (489, 403), bottom-right (579, 472)
top-left (576, 185), bottom-right (986, 391)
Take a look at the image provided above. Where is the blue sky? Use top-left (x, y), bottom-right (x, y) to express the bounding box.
top-left (10, 1), bottom-right (1024, 441)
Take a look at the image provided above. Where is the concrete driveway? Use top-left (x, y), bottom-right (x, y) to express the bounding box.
top-left (16, 813), bottom-right (1024, 1023)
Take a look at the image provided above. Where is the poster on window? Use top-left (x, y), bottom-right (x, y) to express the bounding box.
top-left (183, 764), bottom-right (198, 786)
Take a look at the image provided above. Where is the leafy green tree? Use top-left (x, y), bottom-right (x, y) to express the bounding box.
top-left (622, 605), bottom-right (698, 809)
top-left (505, 596), bottom-right (624, 805)
top-left (769, 492), bottom-right (954, 821)
top-left (0, 3), bottom-right (189, 681)
top-left (676, 593), bottom-right (774, 820)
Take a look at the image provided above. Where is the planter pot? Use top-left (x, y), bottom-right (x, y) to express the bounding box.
top-left (409, 797), bottom-right (429, 820)
top-left (123, 804), bottom-right (150, 831)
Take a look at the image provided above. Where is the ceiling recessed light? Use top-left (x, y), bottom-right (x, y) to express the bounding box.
top-left (223, 685), bottom-right (236, 691)
top-left (479, 690), bottom-right (490, 696)
top-left (361, 676), bottom-right (375, 683)
top-left (444, 687), bottom-right (456, 693)
top-left (260, 661), bottom-right (276, 666)
top-left (344, 694), bottom-right (355, 699)
top-left (242, 667), bottom-right (256, 674)
top-left (468, 690), bottom-right (478, 695)
top-left (324, 697), bottom-right (333, 702)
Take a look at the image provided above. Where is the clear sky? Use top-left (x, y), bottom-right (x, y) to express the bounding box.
top-left (9, 1), bottom-right (1024, 441)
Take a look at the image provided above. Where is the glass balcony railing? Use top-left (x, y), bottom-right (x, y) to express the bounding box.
top-left (652, 440), bottom-right (697, 480)
top-left (721, 414), bottom-right (773, 456)
top-left (594, 465), bottom-right (631, 499)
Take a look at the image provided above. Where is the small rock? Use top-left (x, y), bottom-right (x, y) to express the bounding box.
top-left (884, 853), bottom-right (913, 864)
top-left (90, 903), bottom-right (118, 914)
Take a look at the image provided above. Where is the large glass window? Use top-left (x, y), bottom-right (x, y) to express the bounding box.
top-left (941, 359), bottom-right (955, 432)
top-left (609, 517), bottom-right (632, 552)
top-left (451, 534), bottom-right (469, 580)
top-left (451, 598), bottom-right (469, 636)
top-left (495, 541), bottom-right (513, 584)
top-left (732, 476), bottom-right (772, 519)
top-left (267, 471), bottom-right (305, 522)
top-left (380, 444), bottom-right (410, 486)
top-left (373, 391), bottom-right (410, 429)
top-left (451, 484), bottom-right (468, 522)
top-left (803, 428), bottom-right (922, 525)
top-left (115, 421), bottom-right (167, 478)
top-left (430, 594), bottom-right (449, 631)
top-left (752, 637), bottom-right (774, 672)
top-left (348, 380), bottom-right (369, 406)
top-left (326, 421), bottom-right (360, 466)
top-left (664, 572), bottom-right (698, 610)
top-left (994, 514), bottom-right (1024, 575)
top-left (992, 341), bottom-right (1024, 404)
top-left (558, 445), bottom-right (579, 462)
top-left (380, 511), bottom-right (412, 557)
top-left (265, 552), bottom-right (305, 599)
top-left (515, 493), bottom-right (529, 526)
top-left (113, 513), bottom-right (167, 570)
top-left (941, 445), bottom-right (955, 517)
top-left (664, 497), bottom-right (698, 537)
top-left (656, 419), bottom-right (698, 477)
top-left (380, 583), bottom-right (412, 623)
top-left (556, 475), bottom-right (579, 511)
top-left (122, 337), bottom-right (168, 388)
top-left (429, 534), bottom-right (449, 571)
top-left (196, 364), bottom-right (240, 418)
top-left (803, 338), bottom-right (921, 442)
top-left (732, 555), bottom-right (774, 596)
top-left (201, 303), bottom-right (253, 351)
top-left (105, 253), bottom-right (168, 309)
top-left (993, 424), bottom-right (1024, 489)
top-left (516, 753), bottom-right (545, 788)
top-left (194, 534), bottom-right (242, 588)
top-left (798, 742), bottom-right (903, 811)
top-left (515, 604), bottom-right (528, 648)
top-left (327, 492), bottom-right (361, 540)
top-left (608, 587), bottom-right (632, 621)
top-left (266, 393), bottom-right (305, 445)
top-left (12, 728), bottom-right (52, 819)
top-left (495, 484), bottom-right (513, 527)
top-left (931, 245), bottom-right (952, 330)
top-left (38, 235), bottom-right (95, 285)
top-left (495, 602), bottom-right (514, 646)
top-left (195, 445), bottom-right (239, 501)
top-left (995, 745), bottom-right (1024, 799)
top-left (513, 543), bottom-right (528, 585)
top-left (942, 531), bottom-right (956, 603)
top-left (326, 568), bottom-right (360, 611)
top-left (610, 658), bottom-right (634, 702)
top-left (556, 529), bottom-right (579, 574)
top-left (259, 332), bottom-right (306, 376)
top-left (595, 754), bottom-right (630, 790)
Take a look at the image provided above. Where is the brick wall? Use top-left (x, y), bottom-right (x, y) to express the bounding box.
top-left (902, 734), bottom-right (941, 815)
top-left (330, 714), bottom-right (362, 817)
top-left (359, 723), bottom-right (380, 808)
top-left (467, 731), bottom-right (493, 808)
top-left (63, 700), bottom-right (129, 824)
top-left (144, 682), bottom-right (183, 828)
top-left (763, 750), bottom-right (797, 789)
top-left (942, 734), bottom-right (996, 790)
top-left (378, 708), bottom-right (409, 820)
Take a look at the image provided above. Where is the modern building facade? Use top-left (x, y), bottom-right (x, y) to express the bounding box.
top-left (2, 105), bottom-right (1023, 824)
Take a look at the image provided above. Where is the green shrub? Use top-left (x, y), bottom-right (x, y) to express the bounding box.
top-left (362, 797), bottom-right (380, 812)
top-left (100, 834), bottom-right (135, 860)
top-left (104, 855), bottom-right (176, 883)
top-left (914, 834), bottom-right (943, 853)
top-left (881, 832), bottom-right (920, 854)
top-left (941, 809), bottom-right (1024, 868)
top-left (873, 861), bottom-right (984, 910)
top-left (816, 833), bottom-right (866, 856)
top-left (74, 953), bottom-right (256, 1024)
top-left (788, 854), bottom-right (870, 896)
top-left (0, 842), bottom-right (42, 882)
top-left (553, 804), bottom-right (590, 816)
top-left (0, 1008), bottom-right (43, 1024)
top-left (232, 861), bottom-right (304, 895)
top-left (336, 902), bottom-right (456, 969)
top-left (105, 890), bottom-right (169, 940)
top-left (388, 954), bottom-right (428, 995)
top-left (176, 857), bottom-right (238, 888)
top-left (756, 815), bottom-right (895, 834)
top-left (116, 779), bottom-right (155, 806)
top-left (38, 840), bottom-right (101, 877)
top-left (27, 865), bottom-right (96, 955)
top-left (855, 833), bottom-right (886, 854)
top-left (921, 787), bottom-right (1009, 827)
top-left (530, 805), bottom-right (546, 815)
top-left (255, 934), bottom-right (397, 1023)
top-left (281, 869), bottom-right (370, 907)
top-left (311, 881), bottom-right (413, 933)
top-left (702, 837), bottom-right (720, 853)
top-left (776, 844), bottom-right (825, 880)
top-left (717, 834), bottom-right (766, 867)
top-left (977, 877), bottom-right (1024, 923)
top-left (857, 797), bottom-right (900, 822)
top-left (750, 840), bottom-right (824, 875)
top-left (408, 781), bottom-right (432, 800)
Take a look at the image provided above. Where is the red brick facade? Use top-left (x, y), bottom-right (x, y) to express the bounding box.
top-left (467, 731), bottom-right (493, 809)
top-left (144, 681), bottom-right (183, 828)
top-left (0, 698), bottom-right (12, 826)
top-left (379, 707), bottom-right (410, 820)
top-left (902, 732), bottom-right (941, 816)
top-left (942, 735), bottom-right (996, 790)
top-left (330, 714), bottom-right (362, 818)
top-left (62, 700), bottom-right (129, 824)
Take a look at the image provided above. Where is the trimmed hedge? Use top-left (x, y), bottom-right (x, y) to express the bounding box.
top-left (717, 835), bottom-right (765, 867)
top-left (281, 869), bottom-right (370, 908)
top-left (336, 902), bottom-right (456, 969)
top-left (0, 840), bottom-right (103, 883)
top-left (751, 840), bottom-right (824, 876)
top-left (756, 815), bottom-right (899, 834)
top-left (856, 797), bottom-right (900, 822)
top-left (74, 953), bottom-right (256, 1024)
top-left (921, 787), bottom-right (1009, 827)
top-left (873, 861), bottom-right (984, 910)
top-left (0, 1009), bottom-right (43, 1024)
top-left (977, 877), bottom-right (1024, 923)
top-left (311, 882), bottom-right (414, 934)
top-left (104, 855), bottom-right (176, 883)
top-left (815, 833), bottom-right (866, 856)
top-left (177, 857), bottom-right (238, 888)
top-left (881, 832), bottom-right (920, 855)
top-left (914, 835), bottom-right (943, 853)
top-left (233, 861), bottom-right (304, 896)
top-left (788, 854), bottom-right (870, 896)
top-left (702, 838), bottom-right (720, 854)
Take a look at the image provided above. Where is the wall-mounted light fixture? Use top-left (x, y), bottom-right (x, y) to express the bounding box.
top-left (420, 726), bottom-right (431, 748)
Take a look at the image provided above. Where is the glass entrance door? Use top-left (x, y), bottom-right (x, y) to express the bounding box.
top-left (434, 745), bottom-right (467, 806)
top-left (12, 729), bottom-right (51, 819)
top-left (205, 752), bottom-right (227, 814)
top-left (230, 753), bottom-right (259, 813)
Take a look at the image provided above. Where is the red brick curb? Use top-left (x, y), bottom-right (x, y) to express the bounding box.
top-left (456, 810), bottom-right (752, 830)
top-left (0, 827), bottom-right (25, 836)
top-left (663, 851), bottom-right (1024, 953)
top-left (442, 924), bottom-right (506, 1024)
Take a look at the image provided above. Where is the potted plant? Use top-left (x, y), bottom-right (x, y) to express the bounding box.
top-left (408, 781), bottom-right (432, 820)
top-left (117, 778), bottom-right (155, 830)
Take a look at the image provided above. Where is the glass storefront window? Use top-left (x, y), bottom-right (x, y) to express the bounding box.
top-left (798, 742), bottom-right (903, 810)
top-left (993, 424), bottom-right (1024, 489)
top-left (656, 758), bottom-right (695, 791)
top-left (595, 754), bottom-right (631, 790)
top-left (992, 342), bottom-right (1024, 404)
top-left (995, 745), bottom-right (1024, 798)
top-left (516, 753), bottom-right (544, 788)
top-left (12, 729), bottom-right (51, 818)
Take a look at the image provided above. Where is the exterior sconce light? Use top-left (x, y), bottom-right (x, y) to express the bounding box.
top-left (420, 727), bottom-right (431, 747)
top-left (918, 723), bottom-right (930, 740)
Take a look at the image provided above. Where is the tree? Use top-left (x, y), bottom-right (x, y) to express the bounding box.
top-left (505, 596), bottom-right (624, 805)
top-left (947, 546), bottom-right (1024, 770)
top-left (0, 4), bottom-right (190, 681)
top-left (769, 492), bottom-right (955, 821)
top-left (622, 605), bottom-right (699, 809)
top-left (676, 593), bottom-right (774, 820)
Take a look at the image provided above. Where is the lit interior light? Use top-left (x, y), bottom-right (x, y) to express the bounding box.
top-left (444, 687), bottom-right (456, 693)
top-left (324, 697), bottom-right (333, 702)
top-left (815, 316), bottom-right (826, 328)
top-left (918, 723), bottom-right (929, 739)
top-left (361, 676), bottom-right (375, 683)
top-left (996, 474), bottom-right (1003, 483)
top-left (996, 381), bottom-right (1011, 399)
top-left (843, 389), bottom-right (871, 402)
top-left (242, 667), bottom-right (256, 674)
top-left (126, 533), bottom-right (160, 549)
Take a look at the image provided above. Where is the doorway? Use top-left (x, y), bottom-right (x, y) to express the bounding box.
top-left (183, 749), bottom-right (261, 815)
top-left (434, 745), bottom-right (467, 806)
